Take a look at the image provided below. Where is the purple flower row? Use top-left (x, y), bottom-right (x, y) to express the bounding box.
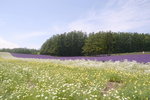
top-left (11, 53), bottom-right (150, 63)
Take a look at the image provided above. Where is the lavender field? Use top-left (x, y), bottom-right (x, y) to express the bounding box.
top-left (11, 53), bottom-right (150, 63)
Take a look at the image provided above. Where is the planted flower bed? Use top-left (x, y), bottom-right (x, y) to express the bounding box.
top-left (11, 53), bottom-right (150, 63)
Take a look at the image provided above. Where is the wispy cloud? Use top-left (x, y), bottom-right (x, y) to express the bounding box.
top-left (13, 26), bottom-right (66, 40)
top-left (1, 0), bottom-right (149, 49)
top-left (15, 0), bottom-right (150, 39)
top-left (13, 32), bottom-right (49, 40)
top-left (68, 0), bottom-right (150, 33)
top-left (0, 37), bottom-right (19, 49)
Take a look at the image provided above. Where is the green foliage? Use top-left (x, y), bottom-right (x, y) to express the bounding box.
top-left (83, 31), bottom-right (150, 56)
top-left (0, 48), bottom-right (39, 54)
top-left (40, 35), bottom-right (60, 55)
top-left (40, 31), bottom-right (87, 56)
top-left (82, 32), bottom-right (105, 56)
top-left (40, 30), bottom-right (150, 56)
top-left (144, 34), bottom-right (150, 51)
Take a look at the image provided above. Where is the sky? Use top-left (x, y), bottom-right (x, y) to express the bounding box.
top-left (0, 0), bottom-right (150, 49)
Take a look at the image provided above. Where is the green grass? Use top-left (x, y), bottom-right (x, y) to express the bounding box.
top-left (0, 57), bottom-right (150, 100)
top-left (112, 51), bottom-right (150, 55)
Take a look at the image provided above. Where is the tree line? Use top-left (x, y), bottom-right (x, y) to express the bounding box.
top-left (40, 31), bottom-right (87, 56)
top-left (0, 48), bottom-right (39, 54)
top-left (1, 31), bottom-right (149, 56)
top-left (40, 31), bottom-right (150, 56)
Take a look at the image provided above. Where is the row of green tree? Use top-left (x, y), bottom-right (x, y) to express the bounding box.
top-left (0, 48), bottom-right (39, 54)
top-left (40, 31), bottom-right (87, 56)
top-left (40, 31), bottom-right (150, 56)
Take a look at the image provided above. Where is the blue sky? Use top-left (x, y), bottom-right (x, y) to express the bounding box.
top-left (0, 0), bottom-right (150, 49)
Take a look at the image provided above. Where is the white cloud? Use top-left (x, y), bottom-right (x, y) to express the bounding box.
top-left (13, 28), bottom-right (65, 40)
top-left (50, 25), bottom-right (67, 34)
top-left (2, 0), bottom-right (149, 49)
top-left (0, 37), bottom-right (19, 49)
top-left (68, 0), bottom-right (150, 33)
top-left (24, 44), bottom-right (41, 50)
top-left (14, 32), bottom-right (49, 40)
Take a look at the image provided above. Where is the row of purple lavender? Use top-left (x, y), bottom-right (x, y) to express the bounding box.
top-left (11, 53), bottom-right (150, 63)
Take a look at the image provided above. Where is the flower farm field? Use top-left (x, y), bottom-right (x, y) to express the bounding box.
top-left (0, 52), bottom-right (150, 100)
top-left (11, 53), bottom-right (150, 63)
